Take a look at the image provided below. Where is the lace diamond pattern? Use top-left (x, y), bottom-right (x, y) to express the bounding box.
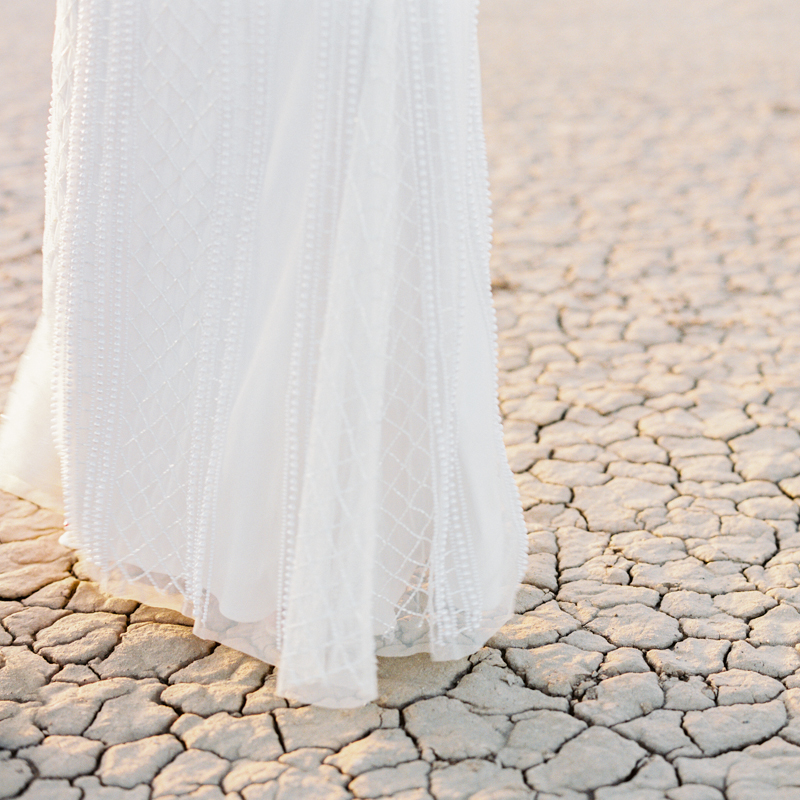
top-left (109, 3), bottom-right (221, 593)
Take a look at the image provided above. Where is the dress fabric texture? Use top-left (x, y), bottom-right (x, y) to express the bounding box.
top-left (0, 0), bottom-right (526, 707)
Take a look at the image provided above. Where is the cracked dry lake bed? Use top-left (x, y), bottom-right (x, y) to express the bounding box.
top-left (3, 0), bottom-right (800, 798)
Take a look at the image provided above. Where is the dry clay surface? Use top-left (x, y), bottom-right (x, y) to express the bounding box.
top-left (2, 1), bottom-right (800, 798)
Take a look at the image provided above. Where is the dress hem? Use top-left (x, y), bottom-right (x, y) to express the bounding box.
top-left (0, 473), bottom-right (63, 514)
top-left (56, 534), bottom-right (517, 708)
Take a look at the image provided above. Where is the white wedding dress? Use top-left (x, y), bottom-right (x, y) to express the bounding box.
top-left (0, 0), bottom-right (526, 707)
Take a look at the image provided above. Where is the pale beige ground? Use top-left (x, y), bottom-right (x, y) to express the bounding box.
top-left (2, 2), bottom-right (800, 799)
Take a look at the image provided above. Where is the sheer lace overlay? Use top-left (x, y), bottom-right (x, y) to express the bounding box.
top-left (0, 0), bottom-right (526, 707)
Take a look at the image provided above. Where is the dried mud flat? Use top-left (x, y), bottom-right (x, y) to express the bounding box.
top-left (2, 1), bottom-right (800, 799)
